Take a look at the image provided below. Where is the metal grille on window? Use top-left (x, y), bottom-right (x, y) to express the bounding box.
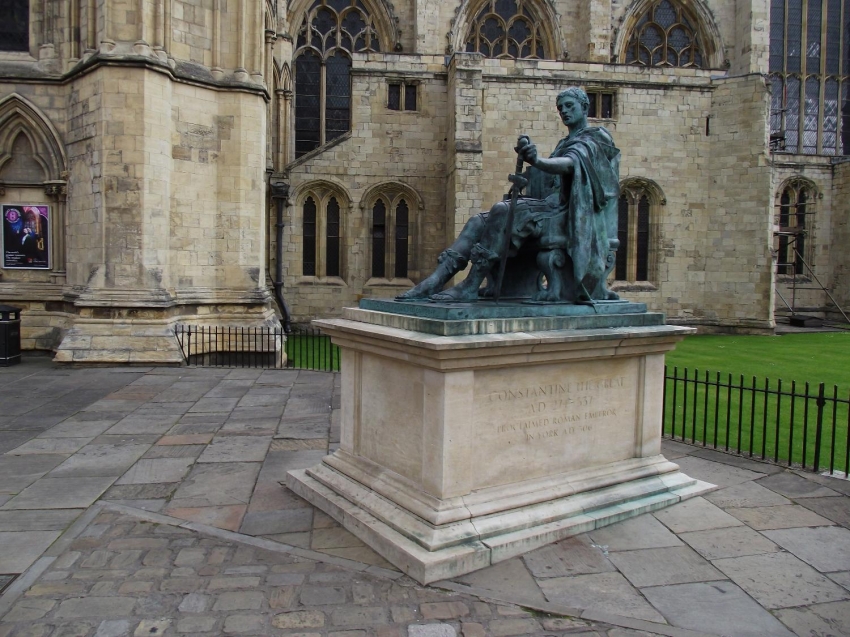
top-left (372, 199), bottom-right (386, 277)
top-left (326, 197), bottom-right (341, 277)
top-left (464, 0), bottom-right (548, 59)
top-left (303, 198), bottom-right (317, 276)
top-left (294, 0), bottom-right (381, 157)
top-left (636, 196), bottom-right (650, 281)
top-left (395, 200), bottom-right (409, 278)
top-left (388, 83), bottom-right (401, 110)
top-left (624, 0), bottom-right (705, 68)
top-left (769, 0), bottom-right (850, 154)
top-left (0, 0), bottom-right (29, 52)
top-left (325, 52), bottom-right (351, 143)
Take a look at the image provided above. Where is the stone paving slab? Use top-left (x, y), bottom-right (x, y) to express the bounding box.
top-left (5, 362), bottom-right (850, 636)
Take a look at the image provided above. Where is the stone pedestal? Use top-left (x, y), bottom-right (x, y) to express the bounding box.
top-left (287, 303), bottom-right (713, 584)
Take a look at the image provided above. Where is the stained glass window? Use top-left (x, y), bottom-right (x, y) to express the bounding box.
top-left (770, 0), bottom-right (850, 154)
top-left (294, 0), bottom-right (381, 157)
top-left (0, 0), bottom-right (29, 52)
top-left (465, 0), bottom-right (548, 59)
top-left (624, 0), bottom-right (705, 67)
top-left (615, 182), bottom-right (657, 282)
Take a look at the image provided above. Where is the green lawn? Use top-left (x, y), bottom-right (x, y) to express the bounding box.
top-left (662, 332), bottom-right (850, 474)
top-left (285, 333), bottom-right (340, 371)
top-left (665, 332), bottom-right (850, 388)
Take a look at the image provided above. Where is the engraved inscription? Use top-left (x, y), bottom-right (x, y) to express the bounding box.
top-left (488, 376), bottom-right (627, 442)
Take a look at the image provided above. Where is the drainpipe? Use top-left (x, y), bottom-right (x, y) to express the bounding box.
top-left (270, 179), bottom-right (292, 333)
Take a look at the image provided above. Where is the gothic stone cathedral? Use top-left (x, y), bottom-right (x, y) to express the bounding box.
top-left (0, 0), bottom-right (848, 362)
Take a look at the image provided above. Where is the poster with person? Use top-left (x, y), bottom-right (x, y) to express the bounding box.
top-left (2, 204), bottom-right (50, 269)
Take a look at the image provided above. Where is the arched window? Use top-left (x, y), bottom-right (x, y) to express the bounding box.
top-left (769, 0), bottom-right (850, 155)
top-left (775, 180), bottom-right (815, 275)
top-left (294, 0), bottom-right (381, 158)
top-left (370, 196), bottom-right (410, 279)
top-left (300, 187), bottom-right (347, 278)
top-left (0, 0), bottom-right (29, 52)
top-left (464, 0), bottom-right (548, 59)
top-left (615, 181), bottom-right (660, 282)
top-left (624, 0), bottom-right (704, 68)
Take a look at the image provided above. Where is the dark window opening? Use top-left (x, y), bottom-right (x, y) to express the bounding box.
top-left (326, 197), bottom-right (341, 277)
top-left (372, 199), bottom-right (386, 277)
top-left (395, 199), bottom-right (409, 278)
top-left (587, 90), bottom-right (615, 119)
top-left (303, 197), bottom-right (317, 276)
top-left (0, 0), bottom-right (29, 52)
top-left (388, 81), bottom-right (418, 111)
top-left (388, 83), bottom-right (401, 110)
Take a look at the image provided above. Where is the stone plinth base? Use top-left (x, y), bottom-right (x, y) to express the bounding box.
top-left (286, 313), bottom-right (713, 584)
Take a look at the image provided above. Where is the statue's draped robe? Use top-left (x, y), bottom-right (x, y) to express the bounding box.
top-left (518, 126), bottom-right (620, 288)
top-left (558, 127), bottom-right (620, 285)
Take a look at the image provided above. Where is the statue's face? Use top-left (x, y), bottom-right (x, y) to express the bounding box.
top-left (557, 95), bottom-right (587, 128)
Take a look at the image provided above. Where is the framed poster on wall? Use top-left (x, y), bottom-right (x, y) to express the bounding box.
top-left (2, 204), bottom-right (50, 270)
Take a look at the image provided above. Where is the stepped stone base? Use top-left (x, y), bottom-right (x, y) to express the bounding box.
top-left (287, 305), bottom-right (713, 583)
top-left (288, 456), bottom-right (713, 584)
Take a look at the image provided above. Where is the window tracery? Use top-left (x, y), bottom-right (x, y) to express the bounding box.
top-left (294, 0), bottom-right (382, 158)
top-left (624, 0), bottom-right (705, 68)
top-left (300, 186), bottom-right (347, 278)
top-left (464, 0), bottom-right (547, 59)
top-left (615, 180), bottom-right (661, 283)
top-left (769, 0), bottom-right (850, 155)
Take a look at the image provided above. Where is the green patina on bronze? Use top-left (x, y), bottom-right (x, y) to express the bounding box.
top-left (394, 86), bottom-right (622, 306)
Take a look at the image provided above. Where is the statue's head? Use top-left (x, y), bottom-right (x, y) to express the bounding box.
top-left (556, 87), bottom-right (590, 112)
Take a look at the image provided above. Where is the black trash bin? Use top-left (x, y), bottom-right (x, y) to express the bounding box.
top-left (0, 305), bottom-right (22, 367)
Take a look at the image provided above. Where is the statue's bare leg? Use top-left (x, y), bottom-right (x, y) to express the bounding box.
top-left (395, 215), bottom-right (484, 300)
top-left (430, 202), bottom-right (509, 302)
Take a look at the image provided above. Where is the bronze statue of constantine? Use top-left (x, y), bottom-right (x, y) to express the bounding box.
top-left (397, 86), bottom-right (621, 304)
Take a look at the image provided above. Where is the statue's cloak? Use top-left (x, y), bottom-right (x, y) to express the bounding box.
top-left (552, 127), bottom-right (620, 286)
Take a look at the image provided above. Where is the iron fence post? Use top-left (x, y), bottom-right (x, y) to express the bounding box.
top-left (813, 382), bottom-right (826, 473)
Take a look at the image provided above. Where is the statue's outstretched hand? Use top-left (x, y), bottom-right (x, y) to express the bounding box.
top-left (515, 135), bottom-right (537, 166)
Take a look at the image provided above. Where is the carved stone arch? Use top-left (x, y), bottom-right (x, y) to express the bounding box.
top-left (292, 179), bottom-right (351, 208)
top-left (0, 93), bottom-right (67, 183)
top-left (288, 0), bottom-right (401, 52)
top-left (359, 181), bottom-right (424, 211)
top-left (619, 177), bottom-right (666, 205)
top-left (278, 61), bottom-right (292, 91)
top-left (448, 0), bottom-right (567, 59)
top-left (775, 176), bottom-right (818, 202)
top-left (613, 0), bottom-right (723, 69)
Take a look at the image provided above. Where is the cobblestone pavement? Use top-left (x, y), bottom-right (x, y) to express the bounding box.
top-left (1, 356), bottom-right (850, 636)
top-left (0, 508), bottom-right (664, 637)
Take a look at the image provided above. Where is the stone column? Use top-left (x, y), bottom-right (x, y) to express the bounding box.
top-left (445, 53), bottom-right (484, 247)
top-left (44, 179), bottom-right (67, 284)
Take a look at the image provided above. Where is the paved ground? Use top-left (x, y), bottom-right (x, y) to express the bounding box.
top-left (1, 355), bottom-right (850, 636)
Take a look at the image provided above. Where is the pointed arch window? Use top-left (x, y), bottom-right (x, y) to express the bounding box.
top-left (370, 195), bottom-right (411, 279)
top-left (464, 0), bottom-right (548, 59)
top-left (624, 0), bottom-right (705, 68)
top-left (301, 189), bottom-right (346, 278)
top-left (769, 0), bottom-right (850, 154)
top-left (615, 182), bottom-right (658, 282)
top-left (774, 180), bottom-right (815, 276)
top-left (0, 0), bottom-right (29, 52)
top-left (294, 0), bottom-right (381, 158)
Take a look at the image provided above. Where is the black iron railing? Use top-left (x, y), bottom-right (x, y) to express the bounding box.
top-left (174, 325), bottom-right (339, 371)
top-left (663, 366), bottom-right (850, 475)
